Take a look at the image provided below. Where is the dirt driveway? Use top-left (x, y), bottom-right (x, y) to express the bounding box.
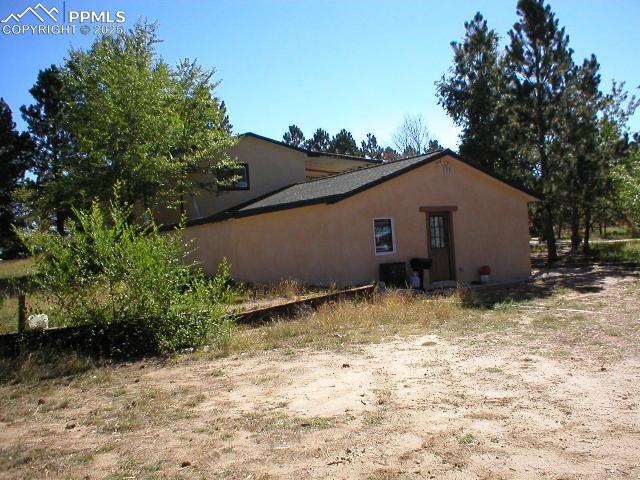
top-left (1, 261), bottom-right (639, 479)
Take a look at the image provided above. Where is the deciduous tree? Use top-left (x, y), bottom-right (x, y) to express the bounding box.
top-left (381, 147), bottom-right (400, 162)
top-left (61, 21), bottom-right (234, 213)
top-left (392, 114), bottom-right (433, 156)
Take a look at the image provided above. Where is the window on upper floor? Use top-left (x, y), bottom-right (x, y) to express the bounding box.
top-left (216, 163), bottom-right (249, 190)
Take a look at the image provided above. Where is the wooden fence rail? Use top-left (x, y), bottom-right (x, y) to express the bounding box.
top-left (0, 284), bottom-right (376, 358)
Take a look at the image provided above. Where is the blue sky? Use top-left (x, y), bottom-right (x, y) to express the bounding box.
top-left (1, 0), bottom-right (639, 149)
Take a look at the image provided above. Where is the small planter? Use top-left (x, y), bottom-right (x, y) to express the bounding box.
top-left (478, 265), bottom-right (491, 284)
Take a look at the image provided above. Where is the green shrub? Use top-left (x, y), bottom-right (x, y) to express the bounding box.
top-left (21, 198), bottom-right (236, 355)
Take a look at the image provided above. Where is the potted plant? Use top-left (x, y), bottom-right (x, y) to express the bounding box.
top-left (478, 265), bottom-right (491, 284)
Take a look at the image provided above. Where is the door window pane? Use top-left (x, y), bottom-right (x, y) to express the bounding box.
top-left (430, 215), bottom-right (446, 249)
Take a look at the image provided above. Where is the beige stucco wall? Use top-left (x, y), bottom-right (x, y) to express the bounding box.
top-left (155, 136), bottom-right (308, 224)
top-left (184, 155), bottom-right (534, 286)
top-left (305, 156), bottom-right (376, 178)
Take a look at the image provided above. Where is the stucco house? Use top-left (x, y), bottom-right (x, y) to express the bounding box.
top-left (159, 133), bottom-right (537, 288)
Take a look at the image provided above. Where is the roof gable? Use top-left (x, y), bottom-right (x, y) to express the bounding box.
top-left (179, 149), bottom-right (537, 228)
top-left (235, 150), bottom-right (445, 214)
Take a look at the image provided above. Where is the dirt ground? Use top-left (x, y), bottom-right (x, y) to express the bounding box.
top-left (1, 260), bottom-right (639, 479)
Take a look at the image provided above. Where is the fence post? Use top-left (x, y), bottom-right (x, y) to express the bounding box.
top-left (17, 293), bottom-right (26, 333)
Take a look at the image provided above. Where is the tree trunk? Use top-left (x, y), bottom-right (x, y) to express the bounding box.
top-left (544, 203), bottom-right (558, 263)
top-left (570, 206), bottom-right (581, 251)
top-left (55, 211), bottom-right (65, 235)
top-left (535, 97), bottom-right (556, 263)
top-left (582, 208), bottom-right (592, 254)
top-left (52, 147), bottom-right (65, 235)
top-left (179, 193), bottom-right (185, 216)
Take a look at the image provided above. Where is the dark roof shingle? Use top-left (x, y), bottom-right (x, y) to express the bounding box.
top-left (236, 150), bottom-right (443, 214)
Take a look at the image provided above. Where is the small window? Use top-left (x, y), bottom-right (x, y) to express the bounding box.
top-left (217, 163), bottom-right (249, 190)
top-left (373, 218), bottom-right (396, 255)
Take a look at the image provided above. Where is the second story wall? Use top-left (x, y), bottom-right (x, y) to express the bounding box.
top-left (305, 155), bottom-right (377, 178)
top-left (155, 135), bottom-right (307, 225)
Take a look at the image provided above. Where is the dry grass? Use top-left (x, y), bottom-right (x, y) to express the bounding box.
top-left (234, 279), bottom-right (338, 304)
top-left (0, 282), bottom-right (613, 386)
top-left (229, 279), bottom-right (339, 314)
top-left (215, 290), bottom-right (514, 357)
top-left (1, 266), bottom-right (640, 479)
top-left (0, 349), bottom-right (96, 385)
top-left (234, 411), bottom-right (335, 434)
top-left (0, 290), bottom-right (513, 386)
top-left (236, 279), bottom-right (310, 302)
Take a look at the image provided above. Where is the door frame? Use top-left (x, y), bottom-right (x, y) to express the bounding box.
top-left (420, 206), bottom-right (457, 282)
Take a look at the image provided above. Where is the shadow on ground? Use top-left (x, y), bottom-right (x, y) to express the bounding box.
top-left (466, 252), bottom-right (639, 308)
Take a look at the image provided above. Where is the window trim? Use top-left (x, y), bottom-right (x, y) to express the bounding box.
top-left (373, 217), bottom-right (396, 256)
top-left (218, 162), bottom-right (250, 191)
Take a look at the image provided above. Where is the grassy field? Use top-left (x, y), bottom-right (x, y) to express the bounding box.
top-left (0, 293), bottom-right (61, 334)
top-left (0, 258), bottom-right (56, 334)
top-left (0, 296), bottom-right (18, 334)
top-left (556, 225), bottom-right (639, 241)
top-left (588, 239), bottom-right (640, 263)
top-left (0, 259), bottom-right (32, 333)
top-left (588, 225), bottom-right (639, 240)
top-left (0, 258), bottom-right (47, 334)
top-left (0, 258), bottom-right (34, 280)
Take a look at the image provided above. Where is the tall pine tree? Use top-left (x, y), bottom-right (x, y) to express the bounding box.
top-left (361, 133), bottom-right (383, 159)
top-left (504, 0), bottom-right (574, 262)
top-left (21, 65), bottom-right (78, 234)
top-left (331, 129), bottom-right (361, 156)
top-left (561, 56), bottom-right (602, 252)
top-left (304, 128), bottom-right (331, 152)
top-left (282, 125), bottom-right (306, 148)
top-left (436, 13), bottom-right (510, 172)
top-left (0, 99), bottom-right (31, 258)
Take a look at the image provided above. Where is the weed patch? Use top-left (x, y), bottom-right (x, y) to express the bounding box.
top-left (0, 349), bottom-right (95, 385)
top-left (588, 240), bottom-right (640, 263)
